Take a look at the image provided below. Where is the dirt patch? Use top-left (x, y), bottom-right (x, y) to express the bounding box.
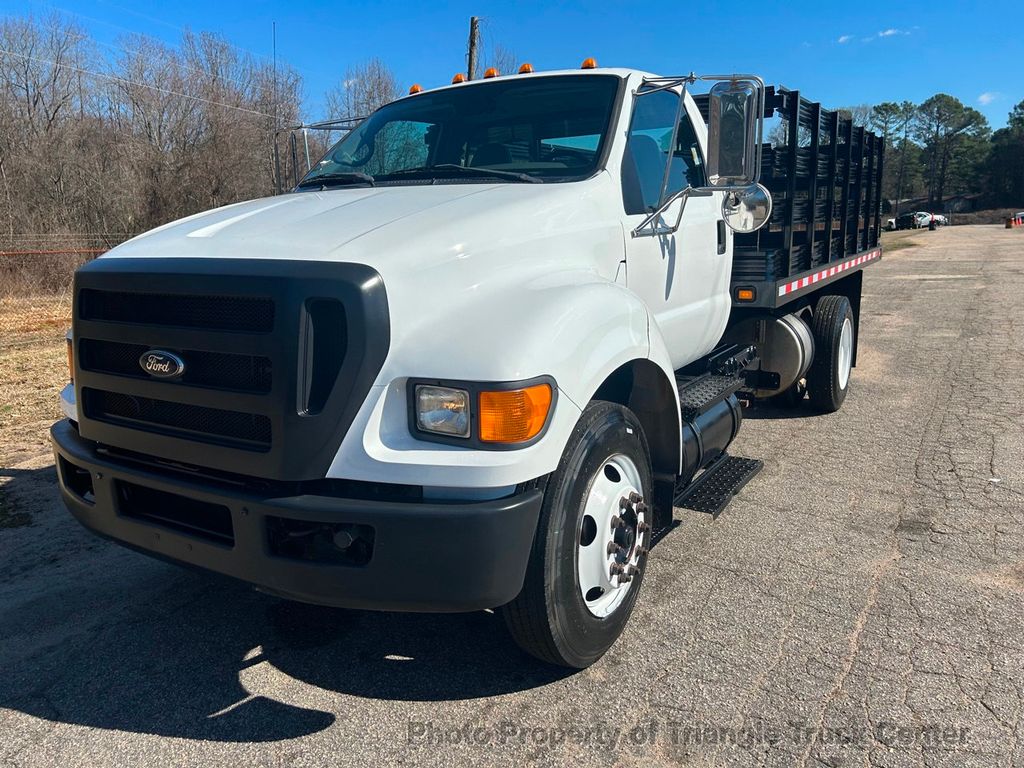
top-left (971, 564), bottom-right (1024, 594)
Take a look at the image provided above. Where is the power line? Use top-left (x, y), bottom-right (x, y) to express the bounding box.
top-left (20, 1), bottom-right (276, 65)
top-left (70, 31), bottom-right (258, 93)
top-left (0, 46), bottom-right (278, 120)
top-left (92, 0), bottom-right (276, 62)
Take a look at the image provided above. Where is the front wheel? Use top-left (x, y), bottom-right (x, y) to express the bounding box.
top-left (502, 401), bottom-right (653, 668)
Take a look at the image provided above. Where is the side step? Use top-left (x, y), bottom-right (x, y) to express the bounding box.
top-left (675, 342), bottom-right (757, 420)
top-left (676, 373), bottom-right (745, 420)
top-left (674, 453), bottom-right (764, 518)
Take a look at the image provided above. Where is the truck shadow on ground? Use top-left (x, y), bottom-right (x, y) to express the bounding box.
top-left (742, 400), bottom-right (820, 421)
top-left (0, 468), bottom-right (571, 743)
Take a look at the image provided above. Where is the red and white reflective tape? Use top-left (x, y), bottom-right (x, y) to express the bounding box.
top-left (777, 248), bottom-right (882, 297)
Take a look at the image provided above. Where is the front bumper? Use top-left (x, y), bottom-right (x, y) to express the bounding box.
top-left (51, 420), bottom-right (543, 612)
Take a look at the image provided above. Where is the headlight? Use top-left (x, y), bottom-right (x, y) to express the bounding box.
top-left (415, 385), bottom-right (470, 437)
top-left (411, 378), bottom-right (556, 447)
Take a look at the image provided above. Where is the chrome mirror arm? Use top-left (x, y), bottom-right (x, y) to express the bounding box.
top-left (631, 186), bottom-right (714, 238)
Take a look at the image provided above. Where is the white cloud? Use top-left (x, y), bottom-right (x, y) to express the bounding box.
top-left (978, 92), bottom-right (1000, 106)
top-left (878, 28), bottom-right (909, 37)
top-left (837, 34), bottom-right (853, 44)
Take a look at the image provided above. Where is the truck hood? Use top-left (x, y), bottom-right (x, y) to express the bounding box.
top-left (104, 179), bottom-right (629, 387)
top-left (112, 183), bottom-right (572, 262)
top-left (105, 178), bottom-right (627, 305)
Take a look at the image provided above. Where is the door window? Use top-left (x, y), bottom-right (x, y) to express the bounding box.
top-left (623, 90), bottom-right (707, 214)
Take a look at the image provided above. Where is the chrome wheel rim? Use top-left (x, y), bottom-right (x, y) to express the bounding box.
top-left (576, 453), bottom-right (648, 618)
top-left (837, 316), bottom-right (853, 391)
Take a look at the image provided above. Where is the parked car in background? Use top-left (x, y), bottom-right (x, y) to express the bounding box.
top-left (915, 212), bottom-right (934, 228)
top-left (895, 212), bottom-right (919, 230)
top-left (931, 213), bottom-right (948, 226)
top-left (885, 218), bottom-right (896, 231)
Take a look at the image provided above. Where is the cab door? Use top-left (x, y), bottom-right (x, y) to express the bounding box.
top-left (621, 89), bottom-right (732, 370)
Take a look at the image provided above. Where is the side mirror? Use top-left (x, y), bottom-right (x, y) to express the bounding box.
top-left (706, 79), bottom-right (760, 187)
top-left (721, 183), bottom-right (772, 233)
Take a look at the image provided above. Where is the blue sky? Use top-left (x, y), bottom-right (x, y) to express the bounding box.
top-left (6, 0), bottom-right (1021, 128)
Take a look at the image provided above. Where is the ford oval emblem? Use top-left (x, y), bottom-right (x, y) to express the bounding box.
top-left (138, 350), bottom-right (185, 379)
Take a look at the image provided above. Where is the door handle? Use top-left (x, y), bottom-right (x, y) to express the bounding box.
top-left (717, 220), bottom-right (727, 255)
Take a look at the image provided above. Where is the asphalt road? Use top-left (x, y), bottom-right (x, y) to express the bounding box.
top-left (2, 226), bottom-right (1023, 767)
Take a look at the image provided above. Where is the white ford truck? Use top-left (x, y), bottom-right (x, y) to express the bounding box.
top-left (52, 65), bottom-right (883, 668)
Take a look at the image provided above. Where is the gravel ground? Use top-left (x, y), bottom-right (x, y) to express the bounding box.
top-left (1, 225), bottom-right (1022, 767)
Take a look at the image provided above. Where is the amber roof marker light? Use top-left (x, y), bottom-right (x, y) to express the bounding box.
top-left (483, 67), bottom-right (499, 78)
top-left (408, 84), bottom-right (423, 94)
top-left (451, 72), bottom-right (467, 84)
top-left (518, 63), bottom-right (534, 74)
top-left (581, 57), bottom-right (598, 69)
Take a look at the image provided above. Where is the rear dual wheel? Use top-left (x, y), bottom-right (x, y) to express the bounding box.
top-left (807, 295), bottom-right (854, 413)
top-left (502, 401), bottom-right (652, 668)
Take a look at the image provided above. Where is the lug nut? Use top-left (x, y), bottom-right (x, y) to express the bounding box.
top-left (607, 541), bottom-right (621, 555)
top-left (626, 565), bottom-right (639, 576)
top-left (618, 574), bottom-right (633, 583)
top-left (610, 562), bottom-right (625, 575)
top-left (628, 492), bottom-right (642, 504)
top-left (636, 502), bottom-right (649, 514)
top-left (638, 521), bottom-right (650, 533)
top-left (610, 515), bottom-right (624, 529)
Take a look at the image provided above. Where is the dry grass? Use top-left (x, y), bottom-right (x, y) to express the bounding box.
top-left (880, 228), bottom-right (927, 254)
top-left (0, 296), bottom-right (67, 469)
top-left (0, 252), bottom-right (94, 299)
top-left (949, 208), bottom-right (1024, 226)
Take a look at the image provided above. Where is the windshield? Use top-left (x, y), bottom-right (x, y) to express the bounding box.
top-left (298, 74), bottom-right (620, 187)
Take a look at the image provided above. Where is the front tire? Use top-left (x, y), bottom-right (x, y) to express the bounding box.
top-left (502, 401), bottom-right (653, 668)
top-left (807, 295), bottom-right (854, 413)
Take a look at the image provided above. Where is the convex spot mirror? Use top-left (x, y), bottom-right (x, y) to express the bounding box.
top-left (722, 183), bottom-right (772, 234)
top-left (707, 79), bottom-right (760, 187)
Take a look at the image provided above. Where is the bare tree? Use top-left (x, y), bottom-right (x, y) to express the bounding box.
top-left (483, 44), bottom-right (519, 76)
top-left (324, 58), bottom-right (400, 121)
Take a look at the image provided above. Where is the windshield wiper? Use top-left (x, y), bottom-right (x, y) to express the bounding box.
top-left (296, 171), bottom-right (375, 189)
top-left (382, 164), bottom-right (542, 184)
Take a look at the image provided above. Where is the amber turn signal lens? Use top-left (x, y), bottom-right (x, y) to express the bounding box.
top-left (735, 287), bottom-right (756, 302)
top-left (581, 57), bottom-right (598, 69)
top-left (483, 67), bottom-right (499, 78)
top-left (479, 384), bottom-right (552, 443)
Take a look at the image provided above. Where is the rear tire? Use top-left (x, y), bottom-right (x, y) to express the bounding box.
top-left (807, 295), bottom-right (854, 413)
top-left (501, 401), bottom-right (652, 668)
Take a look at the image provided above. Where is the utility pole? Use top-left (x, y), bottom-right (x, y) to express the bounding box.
top-left (466, 16), bottom-right (480, 80)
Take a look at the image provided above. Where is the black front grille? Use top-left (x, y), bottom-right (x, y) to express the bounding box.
top-left (80, 339), bottom-right (272, 393)
top-left (73, 258), bottom-right (390, 480)
top-left (83, 389), bottom-right (272, 450)
top-left (117, 480), bottom-right (234, 546)
top-left (79, 289), bottom-right (274, 332)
